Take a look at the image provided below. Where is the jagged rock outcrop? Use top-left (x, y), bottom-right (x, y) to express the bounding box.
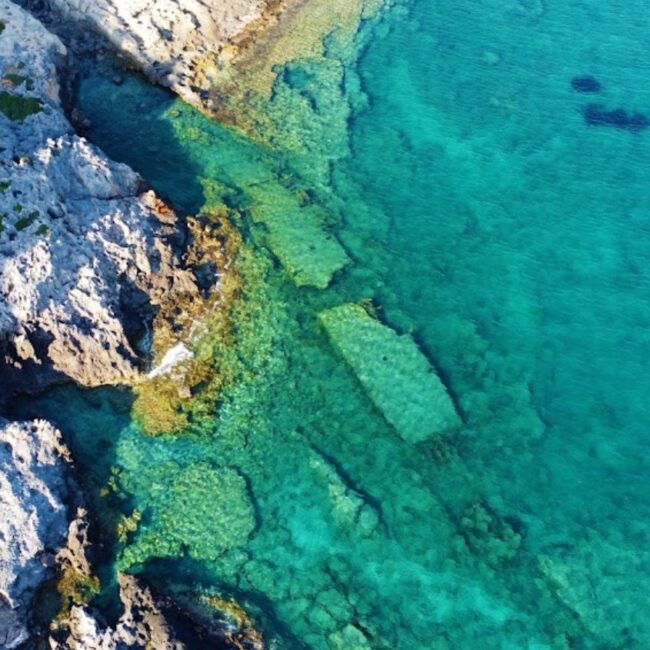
top-left (38, 0), bottom-right (377, 128)
top-left (0, 418), bottom-right (72, 649)
top-left (44, 0), bottom-right (268, 106)
top-left (52, 574), bottom-right (186, 650)
top-left (0, 0), bottom-right (200, 397)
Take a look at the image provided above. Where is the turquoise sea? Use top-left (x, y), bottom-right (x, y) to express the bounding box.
top-left (15, 0), bottom-right (650, 647)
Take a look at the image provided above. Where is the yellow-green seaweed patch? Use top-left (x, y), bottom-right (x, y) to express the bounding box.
top-left (318, 303), bottom-right (461, 442)
top-left (121, 463), bottom-right (255, 567)
top-left (0, 91), bottom-right (41, 121)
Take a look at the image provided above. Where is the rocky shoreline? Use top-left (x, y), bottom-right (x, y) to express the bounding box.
top-left (0, 0), bottom-right (204, 399)
top-left (0, 0), bottom-right (231, 645)
top-left (0, 419), bottom-right (72, 647)
top-left (0, 0), bottom-right (379, 643)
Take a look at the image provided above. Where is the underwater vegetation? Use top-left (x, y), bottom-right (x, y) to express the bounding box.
top-left (0, 89), bottom-right (40, 120)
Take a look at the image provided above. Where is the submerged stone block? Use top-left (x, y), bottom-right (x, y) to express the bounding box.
top-left (319, 304), bottom-right (461, 442)
top-left (249, 184), bottom-right (349, 289)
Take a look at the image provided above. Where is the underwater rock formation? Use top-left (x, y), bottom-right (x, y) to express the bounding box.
top-left (0, 418), bottom-right (72, 648)
top-left (53, 574), bottom-right (269, 649)
top-left (0, 0), bottom-right (200, 398)
top-left (539, 533), bottom-right (650, 646)
top-left (319, 304), bottom-right (461, 442)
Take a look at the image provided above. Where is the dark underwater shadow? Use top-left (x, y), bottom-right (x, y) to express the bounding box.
top-left (139, 556), bottom-right (310, 650)
top-left (75, 70), bottom-right (206, 216)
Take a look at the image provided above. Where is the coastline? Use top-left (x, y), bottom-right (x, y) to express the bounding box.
top-left (0, 0), bottom-right (263, 644)
top-left (3, 0), bottom-right (648, 647)
top-left (0, 0), bottom-right (381, 643)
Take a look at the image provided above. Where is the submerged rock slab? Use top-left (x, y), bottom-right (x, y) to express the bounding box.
top-left (319, 304), bottom-right (461, 442)
top-left (0, 418), bottom-right (72, 648)
top-left (249, 183), bottom-right (349, 289)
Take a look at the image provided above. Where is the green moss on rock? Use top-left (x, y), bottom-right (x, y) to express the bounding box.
top-left (15, 210), bottom-right (39, 231)
top-left (3, 73), bottom-right (34, 90)
top-left (0, 91), bottom-right (41, 121)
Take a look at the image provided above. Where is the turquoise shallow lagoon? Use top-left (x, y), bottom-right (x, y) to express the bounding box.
top-left (14, 0), bottom-right (650, 647)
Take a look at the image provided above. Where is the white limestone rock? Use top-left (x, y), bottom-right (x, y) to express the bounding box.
top-left (46, 0), bottom-right (267, 106)
top-left (0, 0), bottom-right (198, 395)
top-left (0, 418), bottom-right (72, 648)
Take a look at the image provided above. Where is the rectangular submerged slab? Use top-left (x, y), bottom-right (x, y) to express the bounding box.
top-left (249, 184), bottom-right (349, 289)
top-left (319, 304), bottom-right (461, 442)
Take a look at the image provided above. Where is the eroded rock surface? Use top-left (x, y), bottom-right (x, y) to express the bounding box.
top-left (0, 418), bottom-right (72, 648)
top-left (40, 0), bottom-right (378, 130)
top-left (53, 574), bottom-right (185, 650)
top-left (0, 0), bottom-right (199, 397)
top-left (45, 0), bottom-right (268, 105)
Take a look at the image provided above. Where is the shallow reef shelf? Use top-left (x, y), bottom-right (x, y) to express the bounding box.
top-left (319, 303), bottom-right (461, 442)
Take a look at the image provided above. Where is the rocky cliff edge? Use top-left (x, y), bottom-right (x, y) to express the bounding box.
top-left (0, 0), bottom-right (200, 398)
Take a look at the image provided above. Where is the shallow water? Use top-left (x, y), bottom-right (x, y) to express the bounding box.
top-left (16, 0), bottom-right (650, 647)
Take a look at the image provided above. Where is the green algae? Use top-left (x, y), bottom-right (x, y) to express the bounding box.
top-left (121, 463), bottom-right (255, 568)
top-left (319, 303), bottom-right (461, 441)
top-left (56, 564), bottom-right (101, 613)
top-left (0, 90), bottom-right (41, 121)
top-left (15, 209), bottom-right (39, 230)
top-left (2, 72), bottom-right (33, 90)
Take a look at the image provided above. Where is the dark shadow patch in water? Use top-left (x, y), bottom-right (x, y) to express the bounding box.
top-left (583, 103), bottom-right (650, 132)
top-left (75, 71), bottom-right (206, 216)
top-left (571, 75), bottom-right (602, 93)
top-left (143, 558), bottom-right (310, 650)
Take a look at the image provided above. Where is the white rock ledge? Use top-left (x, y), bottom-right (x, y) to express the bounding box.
top-left (147, 342), bottom-right (194, 379)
